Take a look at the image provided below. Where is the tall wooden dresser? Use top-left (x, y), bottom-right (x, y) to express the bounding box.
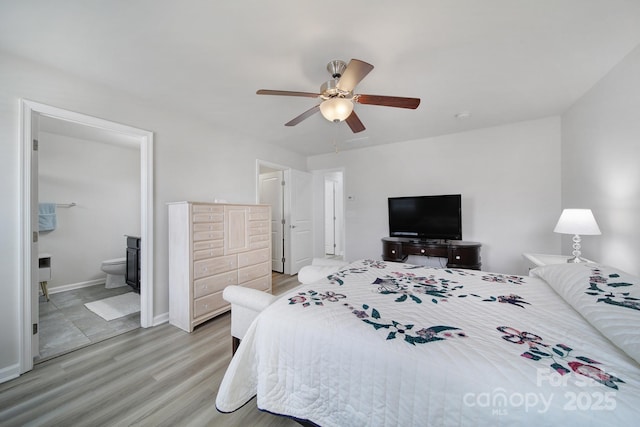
top-left (168, 202), bottom-right (272, 332)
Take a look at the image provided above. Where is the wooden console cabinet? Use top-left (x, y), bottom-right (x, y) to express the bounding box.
top-left (382, 237), bottom-right (482, 270)
top-left (168, 202), bottom-right (272, 332)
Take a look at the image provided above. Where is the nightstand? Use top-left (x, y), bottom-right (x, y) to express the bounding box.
top-left (522, 253), bottom-right (593, 273)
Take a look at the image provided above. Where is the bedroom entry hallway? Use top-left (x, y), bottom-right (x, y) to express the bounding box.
top-left (19, 100), bottom-right (154, 377)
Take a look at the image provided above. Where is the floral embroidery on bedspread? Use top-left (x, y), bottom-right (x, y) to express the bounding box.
top-left (327, 267), bottom-right (370, 285)
top-left (371, 272), bottom-right (530, 308)
top-left (287, 290), bottom-right (467, 346)
top-left (326, 259), bottom-right (388, 285)
top-left (481, 273), bottom-right (526, 285)
top-left (586, 267), bottom-right (640, 311)
top-left (361, 259), bottom-right (387, 268)
top-left (350, 303), bottom-right (468, 345)
top-left (288, 290), bottom-right (346, 307)
top-left (497, 326), bottom-right (625, 390)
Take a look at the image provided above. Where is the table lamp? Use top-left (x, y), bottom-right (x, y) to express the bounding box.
top-left (553, 209), bottom-right (601, 263)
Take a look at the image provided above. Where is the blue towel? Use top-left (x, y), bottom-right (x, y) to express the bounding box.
top-left (38, 203), bottom-right (57, 232)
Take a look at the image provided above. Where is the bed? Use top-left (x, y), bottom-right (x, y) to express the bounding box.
top-left (216, 259), bottom-right (640, 426)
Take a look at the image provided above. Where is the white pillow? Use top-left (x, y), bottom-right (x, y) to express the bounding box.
top-left (531, 262), bottom-right (640, 365)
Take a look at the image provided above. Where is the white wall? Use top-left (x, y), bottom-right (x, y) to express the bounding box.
top-left (0, 51), bottom-right (307, 381)
top-left (308, 117), bottom-right (562, 274)
top-left (38, 131), bottom-right (140, 290)
top-left (561, 44), bottom-right (640, 275)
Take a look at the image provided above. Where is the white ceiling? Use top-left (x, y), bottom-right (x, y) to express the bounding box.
top-left (2, 1), bottom-right (640, 156)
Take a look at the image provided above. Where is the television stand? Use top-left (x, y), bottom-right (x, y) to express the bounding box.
top-left (381, 237), bottom-right (482, 270)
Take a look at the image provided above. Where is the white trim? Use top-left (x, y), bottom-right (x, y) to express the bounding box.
top-left (0, 363), bottom-right (20, 384)
top-left (153, 312), bottom-right (170, 326)
top-left (19, 98), bottom-right (33, 376)
top-left (44, 279), bottom-right (106, 295)
top-left (19, 99), bottom-right (154, 376)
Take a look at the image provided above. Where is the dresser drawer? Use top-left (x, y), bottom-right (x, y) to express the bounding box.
top-left (448, 246), bottom-right (481, 267)
top-left (249, 233), bottom-right (269, 245)
top-left (404, 244), bottom-right (448, 257)
top-left (238, 248), bottom-right (270, 268)
top-left (192, 204), bottom-right (224, 214)
top-left (248, 226), bottom-right (269, 236)
top-left (193, 230), bottom-right (224, 241)
top-left (238, 261), bottom-right (270, 284)
top-left (242, 275), bottom-right (271, 292)
top-left (193, 212), bottom-right (224, 223)
top-left (193, 222), bottom-right (223, 232)
top-left (193, 240), bottom-right (223, 251)
top-left (194, 255), bottom-right (237, 279)
top-left (193, 247), bottom-right (224, 261)
top-left (248, 209), bottom-right (270, 221)
top-left (193, 292), bottom-right (226, 318)
top-left (382, 241), bottom-right (404, 261)
top-left (194, 270), bottom-right (237, 298)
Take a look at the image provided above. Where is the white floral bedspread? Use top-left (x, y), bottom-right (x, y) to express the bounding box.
top-left (216, 259), bottom-right (640, 426)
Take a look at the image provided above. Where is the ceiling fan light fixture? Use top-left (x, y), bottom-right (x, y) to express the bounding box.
top-left (320, 97), bottom-right (354, 122)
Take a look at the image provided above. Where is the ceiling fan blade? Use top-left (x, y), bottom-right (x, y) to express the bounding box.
top-left (257, 89), bottom-right (320, 98)
top-left (355, 94), bottom-right (420, 109)
top-left (345, 111), bottom-right (366, 133)
top-left (336, 59), bottom-right (374, 93)
top-left (285, 105), bottom-right (321, 126)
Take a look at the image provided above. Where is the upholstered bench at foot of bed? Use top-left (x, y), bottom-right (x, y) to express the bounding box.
top-left (298, 258), bottom-right (349, 284)
top-left (223, 258), bottom-right (348, 354)
top-left (222, 285), bottom-right (278, 354)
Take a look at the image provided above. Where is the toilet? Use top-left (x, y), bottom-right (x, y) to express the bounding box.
top-left (101, 257), bottom-right (127, 288)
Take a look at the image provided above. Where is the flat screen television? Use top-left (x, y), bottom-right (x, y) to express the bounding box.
top-left (388, 194), bottom-right (462, 240)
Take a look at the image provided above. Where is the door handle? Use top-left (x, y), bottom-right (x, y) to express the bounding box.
top-left (290, 225), bottom-right (296, 229)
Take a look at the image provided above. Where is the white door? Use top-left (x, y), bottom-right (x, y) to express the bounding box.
top-left (324, 180), bottom-right (335, 254)
top-left (333, 174), bottom-right (344, 256)
top-left (259, 171), bottom-right (284, 273)
top-left (289, 169), bottom-right (313, 274)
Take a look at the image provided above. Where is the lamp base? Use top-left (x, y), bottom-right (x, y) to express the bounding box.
top-left (567, 234), bottom-right (584, 263)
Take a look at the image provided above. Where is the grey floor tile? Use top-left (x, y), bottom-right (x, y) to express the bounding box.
top-left (37, 284), bottom-right (140, 362)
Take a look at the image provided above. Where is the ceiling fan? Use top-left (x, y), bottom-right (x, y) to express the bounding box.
top-left (257, 59), bottom-right (420, 133)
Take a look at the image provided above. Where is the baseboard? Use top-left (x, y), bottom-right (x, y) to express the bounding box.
top-left (153, 312), bottom-right (169, 327)
top-left (0, 363), bottom-right (20, 385)
top-left (46, 279), bottom-right (106, 295)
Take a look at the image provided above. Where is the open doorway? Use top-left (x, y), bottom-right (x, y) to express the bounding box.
top-left (324, 171), bottom-right (344, 257)
top-left (256, 160), bottom-right (314, 275)
top-left (36, 116), bottom-right (141, 361)
top-left (20, 100), bottom-right (154, 375)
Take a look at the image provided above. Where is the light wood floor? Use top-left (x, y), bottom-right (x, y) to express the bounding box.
top-left (0, 273), bottom-right (302, 427)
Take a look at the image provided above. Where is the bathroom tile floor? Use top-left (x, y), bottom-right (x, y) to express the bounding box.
top-left (37, 284), bottom-right (140, 362)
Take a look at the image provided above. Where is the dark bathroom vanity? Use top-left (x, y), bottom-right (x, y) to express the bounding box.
top-left (126, 235), bottom-right (141, 293)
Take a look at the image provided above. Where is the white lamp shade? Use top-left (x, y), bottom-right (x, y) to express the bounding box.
top-left (553, 209), bottom-right (601, 235)
top-left (319, 98), bottom-right (354, 122)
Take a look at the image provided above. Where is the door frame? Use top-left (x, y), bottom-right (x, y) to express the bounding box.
top-left (323, 170), bottom-right (344, 256)
top-left (311, 168), bottom-right (346, 261)
top-left (256, 160), bottom-right (290, 273)
top-left (19, 99), bottom-right (154, 374)
top-left (258, 170), bottom-right (285, 273)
